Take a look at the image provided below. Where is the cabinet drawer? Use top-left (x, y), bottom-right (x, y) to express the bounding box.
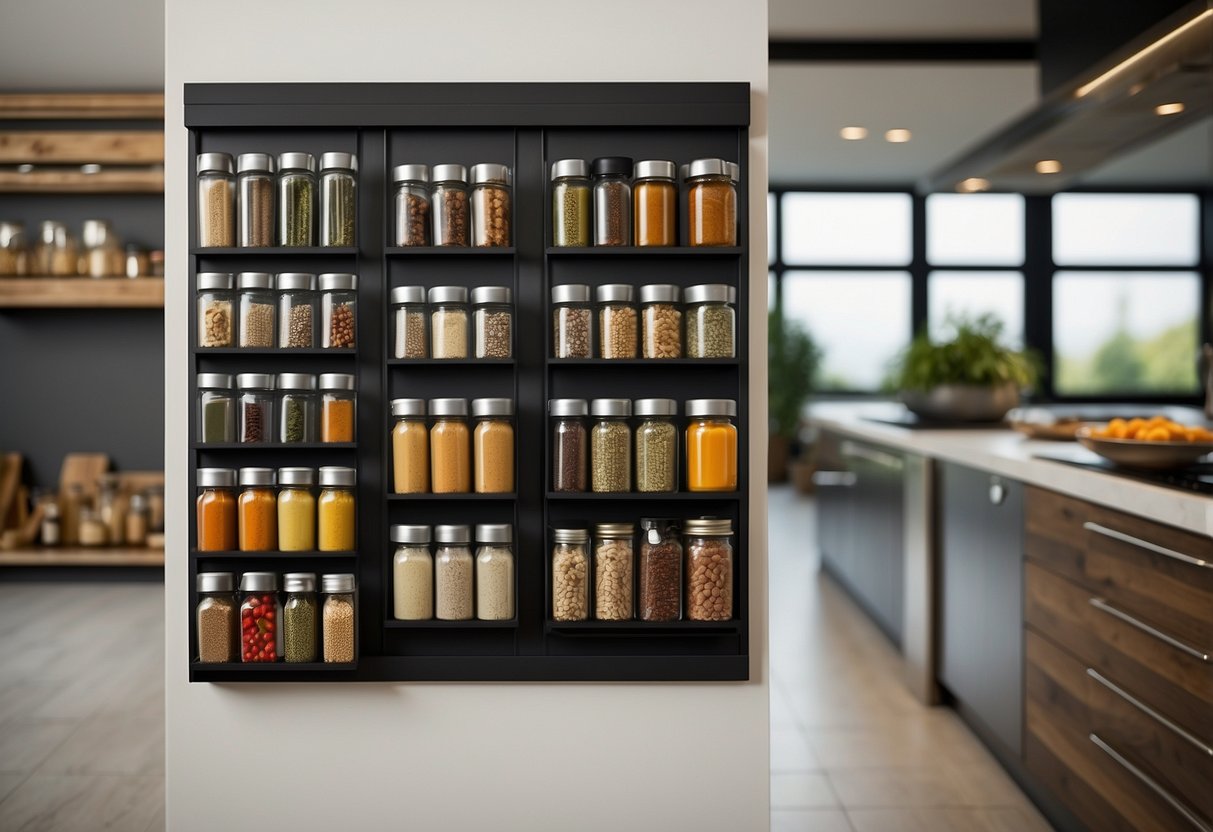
top-left (1025, 487), bottom-right (1213, 652)
top-left (1025, 631), bottom-right (1211, 832)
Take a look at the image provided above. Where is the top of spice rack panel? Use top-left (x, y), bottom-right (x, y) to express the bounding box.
top-left (385, 247), bottom-right (516, 257)
top-left (544, 247), bottom-right (743, 257)
top-left (190, 247), bottom-right (358, 257)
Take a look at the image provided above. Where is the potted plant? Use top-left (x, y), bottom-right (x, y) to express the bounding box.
top-left (768, 311), bottom-right (820, 482)
top-left (890, 313), bottom-right (1037, 422)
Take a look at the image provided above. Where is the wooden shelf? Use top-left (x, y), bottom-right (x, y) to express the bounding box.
top-left (0, 168), bottom-right (163, 193)
top-left (0, 93), bottom-right (164, 121)
top-left (0, 277), bottom-right (164, 308)
top-left (0, 131), bottom-right (163, 165)
top-left (0, 547), bottom-right (164, 567)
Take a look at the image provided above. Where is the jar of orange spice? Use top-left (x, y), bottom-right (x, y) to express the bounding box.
top-left (686, 158), bottom-right (737, 247)
top-left (633, 160), bottom-right (676, 247)
top-left (196, 468), bottom-right (237, 551)
top-left (320, 373), bottom-right (356, 443)
top-left (238, 467), bottom-right (278, 551)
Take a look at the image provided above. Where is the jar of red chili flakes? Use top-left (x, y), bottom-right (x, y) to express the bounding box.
top-left (239, 571), bottom-right (281, 663)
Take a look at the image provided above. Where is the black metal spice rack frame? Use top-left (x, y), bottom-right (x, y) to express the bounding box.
top-left (185, 82), bottom-right (750, 682)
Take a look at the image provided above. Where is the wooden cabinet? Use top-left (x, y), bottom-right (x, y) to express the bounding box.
top-left (938, 463), bottom-right (1023, 758)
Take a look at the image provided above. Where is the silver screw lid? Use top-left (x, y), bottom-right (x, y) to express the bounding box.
top-left (276, 373), bottom-right (316, 391)
top-left (470, 285), bottom-right (510, 305)
top-left (685, 398), bottom-right (737, 418)
top-left (318, 273), bottom-right (357, 292)
top-left (596, 284), bottom-right (634, 304)
top-left (283, 572), bottom-right (317, 593)
top-left (683, 283), bottom-right (732, 305)
top-left (431, 164), bottom-right (467, 183)
top-left (318, 373), bottom-right (355, 391)
top-left (277, 467), bottom-right (315, 486)
top-left (429, 398), bottom-right (468, 417)
top-left (591, 398), bottom-right (632, 418)
top-left (239, 571), bottom-right (277, 593)
top-left (197, 468), bottom-right (236, 488)
top-left (320, 152), bottom-right (356, 171)
top-left (594, 522), bottom-right (635, 538)
top-left (683, 517), bottom-right (733, 536)
top-left (633, 160), bottom-right (676, 181)
top-left (322, 573), bottom-right (356, 593)
top-left (197, 272), bottom-right (233, 291)
top-left (236, 373), bottom-right (274, 390)
top-left (390, 285), bottom-right (425, 305)
top-left (197, 152), bottom-right (233, 175)
top-left (390, 398), bottom-right (426, 417)
top-left (434, 524), bottom-right (471, 544)
top-left (197, 373), bottom-right (233, 389)
top-left (238, 467), bottom-right (275, 487)
top-left (236, 272), bottom-right (274, 290)
top-left (470, 163), bottom-right (510, 186)
top-left (725, 161), bottom-right (740, 183)
top-left (687, 158), bottom-right (729, 179)
top-left (427, 285), bottom-right (467, 305)
top-left (236, 153), bottom-right (274, 174)
top-left (639, 284), bottom-right (680, 304)
top-left (549, 398), bottom-right (588, 417)
top-left (475, 523), bottom-right (512, 544)
top-left (318, 466), bottom-right (355, 487)
top-left (471, 398), bottom-right (512, 418)
top-left (391, 524), bottom-right (431, 544)
top-left (197, 572), bottom-right (235, 593)
top-left (277, 152), bottom-right (316, 173)
top-left (275, 272), bottom-right (315, 291)
top-left (551, 159), bottom-right (589, 180)
top-left (634, 398), bottom-right (677, 417)
top-left (551, 284), bottom-right (591, 304)
top-left (392, 164), bottom-right (429, 183)
top-left (552, 528), bottom-right (589, 544)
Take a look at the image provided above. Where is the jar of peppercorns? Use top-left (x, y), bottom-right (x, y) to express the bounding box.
top-left (319, 273), bottom-right (357, 349)
top-left (431, 164), bottom-right (469, 246)
top-left (393, 164), bottom-right (430, 247)
top-left (239, 571), bottom-right (281, 662)
top-left (470, 163), bottom-right (511, 247)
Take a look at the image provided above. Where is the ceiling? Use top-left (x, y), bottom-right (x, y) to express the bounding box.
top-left (769, 0), bottom-right (1037, 39)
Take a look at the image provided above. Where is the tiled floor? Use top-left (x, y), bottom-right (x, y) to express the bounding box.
top-left (768, 485), bottom-right (1053, 832)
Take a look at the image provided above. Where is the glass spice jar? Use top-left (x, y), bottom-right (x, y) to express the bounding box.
top-left (633, 160), bottom-right (677, 247)
top-left (236, 152), bottom-right (275, 247)
top-left (237, 272), bottom-right (276, 348)
top-left (276, 467), bottom-right (316, 552)
top-left (685, 283), bottom-right (735, 358)
top-left (197, 373), bottom-right (235, 444)
top-left (196, 572), bottom-right (239, 663)
top-left (197, 272), bottom-right (235, 348)
top-left (470, 163), bottom-right (511, 247)
top-left (472, 397), bottom-right (514, 494)
top-left (196, 468), bottom-right (237, 552)
top-left (434, 524), bottom-right (474, 621)
top-left (319, 373), bottom-right (356, 443)
top-left (320, 273), bottom-right (357, 349)
top-left (282, 572), bottom-right (319, 663)
top-left (31, 220), bottom-right (78, 276)
top-left (475, 523), bottom-right (515, 621)
top-left (551, 528), bottom-right (589, 622)
top-left (125, 493), bottom-right (149, 546)
top-left (320, 151), bottom-right (357, 247)
top-left (391, 285), bottom-right (428, 359)
top-left (277, 272), bottom-right (317, 349)
top-left (686, 399), bottom-right (738, 492)
top-left (277, 152), bottom-right (316, 246)
top-left (551, 159), bottom-right (590, 247)
top-left (431, 164), bottom-right (470, 246)
top-left (597, 283), bottom-right (637, 359)
top-left (391, 524), bottom-right (433, 620)
top-left (276, 373), bottom-right (317, 444)
top-left (552, 284), bottom-right (592, 359)
top-left (392, 164), bottom-right (430, 247)
top-left (686, 158), bottom-right (737, 247)
top-left (81, 219), bottom-right (123, 277)
top-left (590, 398), bottom-right (632, 493)
top-left (429, 397), bottom-right (470, 493)
top-left (0, 221), bottom-right (26, 276)
top-left (640, 283), bottom-right (682, 359)
top-left (237, 467), bottom-right (277, 552)
top-left (124, 245), bottom-right (149, 279)
top-left (594, 522), bottom-right (635, 621)
top-left (639, 519), bottom-right (682, 621)
top-left (550, 398), bottom-right (588, 493)
top-left (471, 285), bottom-right (512, 359)
top-left (196, 152), bottom-right (235, 248)
top-left (391, 398), bottom-right (430, 494)
top-left (428, 285), bottom-right (468, 359)
top-left (239, 571), bottom-right (281, 662)
top-left (317, 466), bottom-right (356, 552)
top-left (634, 398), bottom-right (678, 493)
top-left (591, 156), bottom-right (632, 246)
top-left (685, 517), bottom-right (734, 621)
top-left (321, 573), bottom-right (357, 663)
top-left (236, 373), bottom-right (275, 444)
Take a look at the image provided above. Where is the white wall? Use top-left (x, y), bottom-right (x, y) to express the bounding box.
top-left (164, 1), bottom-right (769, 828)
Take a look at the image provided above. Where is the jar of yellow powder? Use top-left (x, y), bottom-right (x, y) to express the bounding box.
top-left (429, 398), bottom-right (470, 493)
top-left (317, 466), bottom-right (356, 551)
top-left (472, 397), bottom-right (514, 494)
top-left (685, 399), bottom-right (738, 492)
top-left (276, 467), bottom-right (315, 551)
top-left (391, 398), bottom-right (429, 494)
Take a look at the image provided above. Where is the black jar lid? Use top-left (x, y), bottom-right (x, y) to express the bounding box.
top-left (591, 157), bottom-right (633, 177)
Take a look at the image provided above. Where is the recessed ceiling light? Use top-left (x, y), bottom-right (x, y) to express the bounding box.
top-left (1035, 160), bottom-right (1063, 174)
top-left (885, 129), bottom-right (912, 143)
top-left (957, 178), bottom-right (991, 193)
top-left (1155, 102), bottom-right (1185, 115)
top-left (840, 126), bottom-right (868, 141)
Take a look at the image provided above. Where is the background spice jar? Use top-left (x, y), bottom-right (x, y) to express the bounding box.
top-left (550, 398), bottom-right (588, 493)
top-left (196, 572), bottom-right (239, 663)
top-left (392, 164), bottom-right (430, 247)
top-left (317, 466), bottom-right (356, 552)
top-left (633, 160), bottom-right (677, 247)
top-left (472, 397), bottom-right (514, 494)
top-left (276, 373), bottom-right (318, 443)
top-left (590, 398), bottom-right (632, 493)
top-left (434, 524), bottom-right (473, 621)
top-left (431, 164), bottom-right (469, 246)
top-left (197, 373), bottom-right (234, 444)
top-left (237, 467), bottom-right (277, 551)
top-left (551, 158), bottom-right (590, 247)
top-left (237, 272), bottom-right (276, 348)
top-left (391, 398), bottom-right (430, 494)
top-left (321, 573), bottom-right (357, 663)
top-left (319, 151), bottom-right (357, 247)
top-left (597, 283), bottom-right (637, 359)
top-left (639, 519), bottom-right (682, 621)
top-left (551, 528), bottom-right (589, 622)
top-left (282, 572), bottom-right (318, 663)
top-left (591, 156), bottom-right (632, 246)
top-left (684, 517), bottom-right (734, 621)
top-left (429, 397), bottom-right (470, 493)
top-left (475, 523), bottom-right (515, 621)
top-left (470, 163), bottom-right (511, 247)
top-left (391, 285), bottom-right (428, 359)
top-left (686, 158), bottom-right (737, 247)
top-left (0, 221), bottom-right (26, 276)
top-left (236, 373), bottom-right (274, 444)
top-left (471, 285), bottom-right (512, 359)
top-left (320, 273), bottom-right (357, 349)
top-left (391, 524), bottom-right (433, 620)
top-left (236, 152), bottom-right (274, 247)
top-left (30, 220), bottom-right (77, 276)
top-left (197, 272), bottom-right (235, 348)
top-left (196, 468), bottom-right (237, 552)
top-left (319, 373), bottom-right (356, 443)
top-left (428, 285), bottom-right (468, 359)
top-left (276, 272), bottom-right (317, 349)
top-left (239, 572), bottom-right (281, 662)
top-left (640, 283), bottom-right (682, 359)
top-left (276, 467), bottom-right (316, 552)
top-left (551, 283), bottom-right (592, 359)
top-left (277, 151), bottom-right (316, 247)
top-left (684, 283), bottom-right (735, 358)
top-left (196, 152), bottom-right (234, 248)
top-left (594, 522), bottom-right (635, 620)
top-left (634, 398), bottom-right (678, 493)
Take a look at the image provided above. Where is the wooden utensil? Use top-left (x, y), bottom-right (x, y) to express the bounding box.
top-left (0, 452), bottom-right (23, 532)
top-left (57, 453), bottom-right (110, 500)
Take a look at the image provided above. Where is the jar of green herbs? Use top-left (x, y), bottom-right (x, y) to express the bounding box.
top-left (277, 152), bottom-right (316, 247)
top-left (283, 572), bottom-right (318, 663)
top-left (197, 373), bottom-right (235, 444)
top-left (320, 152), bottom-right (357, 247)
top-left (277, 373), bottom-right (318, 443)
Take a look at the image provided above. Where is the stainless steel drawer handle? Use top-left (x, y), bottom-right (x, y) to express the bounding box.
top-left (840, 442), bottom-right (903, 471)
top-left (1089, 733), bottom-right (1213, 832)
top-left (1088, 597), bottom-right (1210, 662)
top-left (1086, 668), bottom-right (1213, 757)
top-left (1083, 521), bottom-right (1213, 570)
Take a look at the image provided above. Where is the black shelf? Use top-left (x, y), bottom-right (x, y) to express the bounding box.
top-left (384, 618), bottom-right (518, 629)
top-left (198, 348), bottom-right (357, 356)
top-left (192, 442), bottom-right (357, 450)
top-left (545, 246), bottom-right (742, 257)
top-left (386, 246), bottom-right (515, 257)
top-left (190, 661), bottom-right (358, 682)
top-left (191, 246), bottom-right (358, 256)
top-left (191, 549), bottom-right (358, 558)
top-left (547, 358), bottom-right (740, 366)
top-left (386, 492), bottom-right (517, 501)
top-left (546, 620), bottom-right (740, 634)
top-left (387, 358), bottom-right (515, 366)
top-left (546, 491), bottom-right (741, 501)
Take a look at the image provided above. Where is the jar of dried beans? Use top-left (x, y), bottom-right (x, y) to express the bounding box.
top-left (431, 164), bottom-right (470, 246)
top-left (686, 399), bottom-right (738, 492)
top-left (320, 272), bottom-right (357, 349)
top-left (277, 272), bottom-right (317, 349)
top-left (685, 283), bottom-right (735, 358)
top-left (429, 398), bottom-right (470, 493)
top-left (197, 152), bottom-right (235, 248)
top-left (197, 373), bottom-right (234, 444)
top-left (197, 272), bottom-right (235, 348)
top-left (196, 572), bottom-right (238, 663)
top-left (551, 528), bottom-right (589, 622)
top-left (590, 398), bottom-right (632, 493)
top-left (236, 373), bottom-right (274, 444)
top-left (276, 373), bottom-right (318, 444)
top-left (319, 151), bottom-right (357, 247)
top-left (393, 164), bottom-right (430, 247)
top-left (434, 524), bottom-right (473, 621)
top-left (239, 571), bottom-right (281, 662)
top-left (391, 398), bottom-right (429, 494)
top-left (283, 572), bottom-right (318, 663)
top-left (237, 272), bottom-right (276, 348)
top-left (551, 158), bottom-right (590, 247)
top-left (428, 285), bottom-right (468, 359)
top-left (317, 466), bottom-right (356, 552)
top-left (277, 467), bottom-right (315, 552)
top-left (320, 373), bottom-right (356, 443)
top-left (634, 398), bottom-right (678, 493)
top-left (391, 524), bottom-right (433, 620)
top-left (552, 283), bottom-right (592, 359)
top-left (597, 283), bottom-right (637, 359)
top-left (591, 156), bottom-right (632, 246)
top-left (640, 283), bottom-right (682, 359)
top-left (321, 573), bottom-right (357, 663)
top-left (594, 522), bottom-right (635, 620)
top-left (639, 519), bottom-right (682, 621)
top-left (236, 152), bottom-right (274, 247)
top-left (31, 220), bottom-right (77, 276)
top-left (633, 160), bottom-right (676, 247)
top-left (475, 523), bottom-right (514, 621)
top-left (196, 467), bottom-right (237, 551)
top-left (686, 158), bottom-right (737, 247)
top-left (470, 163), bottom-right (511, 247)
top-left (684, 518), bottom-right (733, 621)
top-left (237, 468), bottom-right (277, 551)
top-left (277, 152), bottom-right (316, 247)
top-left (472, 397), bottom-right (514, 494)
top-left (391, 285), bottom-right (428, 359)
top-left (471, 285), bottom-right (512, 359)
top-left (550, 398), bottom-right (588, 493)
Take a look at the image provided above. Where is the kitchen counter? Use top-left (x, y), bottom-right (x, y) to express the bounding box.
top-left (809, 401), bottom-right (1213, 538)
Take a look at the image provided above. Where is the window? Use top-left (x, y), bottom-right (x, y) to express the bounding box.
top-left (928, 271), bottom-right (1024, 345)
top-left (1053, 194), bottom-right (1199, 266)
top-left (927, 194), bottom-right (1024, 266)
top-left (781, 193), bottom-right (912, 265)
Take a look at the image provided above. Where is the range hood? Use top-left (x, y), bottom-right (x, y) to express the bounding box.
top-left (921, 1), bottom-right (1213, 193)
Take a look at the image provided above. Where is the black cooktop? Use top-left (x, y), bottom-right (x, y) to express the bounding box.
top-left (863, 414), bottom-right (1008, 431)
top-left (1040, 456), bottom-right (1213, 496)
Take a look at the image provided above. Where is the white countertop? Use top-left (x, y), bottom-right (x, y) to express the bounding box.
top-left (808, 401), bottom-right (1213, 538)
